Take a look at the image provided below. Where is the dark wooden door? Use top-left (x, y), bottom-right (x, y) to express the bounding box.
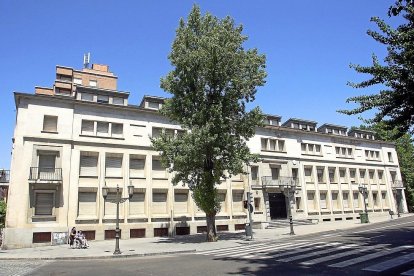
top-left (268, 193), bottom-right (287, 219)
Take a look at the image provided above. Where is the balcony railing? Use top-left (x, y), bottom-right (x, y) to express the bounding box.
top-left (29, 167), bottom-right (62, 181)
top-left (261, 176), bottom-right (298, 187)
top-left (0, 170), bottom-right (9, 183)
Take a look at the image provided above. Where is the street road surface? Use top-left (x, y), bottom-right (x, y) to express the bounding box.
top-left (2, 216), bottom-right (413, 276)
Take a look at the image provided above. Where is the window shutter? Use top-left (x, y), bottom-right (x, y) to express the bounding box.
top-left (106, 156), bottom-right (122, 177)
top-left (35, 193), bottom-right (54, 215)
top-left (78, 192), bottom-right (97, 217)
top-left (81, 93), bottom-right (93, 101)
top-left (174, 192), bottom-right (188, 213)
top-left (80, 155), bottom-right (98, 176)
top-left (129, 192), bottom-right (145, 215)
top-left (130, 158), bottom-right (145, 178)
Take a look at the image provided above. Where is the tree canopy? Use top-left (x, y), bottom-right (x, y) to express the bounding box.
top-left (152, 5), bottom-right (266, 241)
top-left (339, 1), bottom-right (414, 137)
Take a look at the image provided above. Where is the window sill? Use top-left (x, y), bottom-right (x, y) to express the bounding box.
top-left (32, 215), bottom-right (56, 222)
top-left (152, 177), bottom-right (168, 180)
top-left (302, 153), bottom-right (323, 157)
top-left (335, 156), bottom-right (354, 159)
top-left (41, 130), bottom-right (58, 134)
top-left (365, 159), bottom-right (381, 162)
top-left (79, 175), bottom-right (98, 178)
top-left (79, 134), bottom-right (125, 140)
top-left (261, 150), bottom-right (287, 154)
top-left (130, 176), bottom-right (146, 180)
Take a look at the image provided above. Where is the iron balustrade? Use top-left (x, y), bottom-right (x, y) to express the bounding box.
top-left (29, 167), bottom-right (62, 181)
top-left (261, 176), bottom-right (298, 187)
top-left (0, 170), bottom-right (10, 183)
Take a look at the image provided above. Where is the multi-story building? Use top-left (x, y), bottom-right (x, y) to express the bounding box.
top-left (3, 63), bottom-right (408, 249)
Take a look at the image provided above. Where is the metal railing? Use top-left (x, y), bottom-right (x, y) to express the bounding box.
top-left (29, 167), bottom-right (62, 181)
top-left (261, 176), bottom-right (298, 187)
top-left (0, 170), bottom-right (10, 183)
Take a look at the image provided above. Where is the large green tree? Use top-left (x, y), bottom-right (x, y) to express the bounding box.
top-left (339, 1), bottom-right (414, 137)
top-left (152, 5), bottom-right (266, 242)
top-left (358, 122), bottom-right (414, 211)
top-left (0, 200), bottom-right (6, 228)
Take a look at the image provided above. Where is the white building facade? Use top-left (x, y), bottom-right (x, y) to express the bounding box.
top-left (4, 64), bottom-right (408, 249)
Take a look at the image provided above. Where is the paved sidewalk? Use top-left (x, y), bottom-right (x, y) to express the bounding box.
top-left (0, 213), bottom-right (411, 260)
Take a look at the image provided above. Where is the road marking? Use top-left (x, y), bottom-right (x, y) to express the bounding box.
top-left (227, 242), bottom-right (313, 258)
top-left (329, 245), bottom-right (414, 268)
top-left (213, 243), bottom-right (297, 257)
top-left (237, 241), bottom-right (318, 259)
top-left (278, 244), bottom-right (357, 263)
top-left (251, 242), bottom-right (330, 260)
top-left (196, 242), bottom-right (277, 255)
top-left (401, 267), bottom-right (414, 276)
top-left (363, 252), bottom-right (414, 272)
top-left (299, 244), bottom-right (387, 266)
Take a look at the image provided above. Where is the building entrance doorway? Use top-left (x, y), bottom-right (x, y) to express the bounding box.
top-left (268, 193), bottom-right (287, 219)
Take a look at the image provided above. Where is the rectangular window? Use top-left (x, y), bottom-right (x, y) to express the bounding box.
top-left (74, 78), bottom-right (82, 85)
top-left (232, 191), bottom-right (244, 212)
top-left (343, 192), bottom-right (349, 208)
top-left (381, 192), bottom-right (388, 207)
top-left (129, 191), bottom-right (145, 215)
top-left (111, 123), bottom-right (123, 137)
top-left (97, 122), bottom-right (109, 136)
top-left (174, 192), bottom-right (189, 214)
top-left (152, 127), bottom-right (162, 138)
top-left (79, 153), bottom-right (98, 177)
top-left (89, 80), bottom-right (97, 87)
top-left (320, 193), bottom-right (327, 209)
top-left (254, 197), bottom-right (261, 210)
top-left (388, 152), bottom-right (393, 163)
top-left (97, 95), bottom-right (109, 104)
top-left (360, 169), bottom-right (366, 181)
top-left (38, 154), bottom-right (56, 179)
top-left (218, 192), bottom-right (227, 212)
top-left (317, 168), bottom-right (325, 183)
top-left (295, 197), bottom-right (302, 210)
top-left (81, 93), bottom-right (93, 101)
top-left (329, 168), bottom-right (336, 183)
top-left (378, 170), bottom-right (384, 183)
top-left (152, 192), bottom-right (168, 214)
top-left (278, 140), bottom-right (285, 151)
top-left (261, 138), bottom-right (267, 150)
top-left (339, 169), bottom-right (346, 183)
top-left (34, 192), bottom-right (54, 216)
top-left (305, 167), bottom-right (313, 183)
top-left (81, 120), bottom-right (94, 135)
top-left (353, 192), bottom-right (359, 208)
top-left (104, 192), bottom-right (119, 216)
top-left (251, 166), bottom-right (258, 182)
top-left (332, 192), bottom-right (339, 209)
top-left (43, 115), bottom-right (58, 132)
top-left (307, 192), bottom-right (315, 210)
top-left (271, 167), bottom-right (279, 180)
top-left (148, 101), bottom-right (160, 109)
top-left (78, 192), bottom-right (97, 217)
top-left (152, 159), bottom-right (166, 178)
top-left (112, 97), bottom-right (124, 105)
top-left (372, 192), bottom-right (378, 207)
top-left (130, 156), bottom-right (145, 178)
top-left (105, 155), bottom-right (123, 177)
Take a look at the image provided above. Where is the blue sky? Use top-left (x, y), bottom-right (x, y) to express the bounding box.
top-left (0, 1), bottom-right (401, 168)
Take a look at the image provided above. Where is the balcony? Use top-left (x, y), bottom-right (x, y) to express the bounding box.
top-left (0, 170), bottom-right (9, 183)
top-left (261, 176), bottom-right (298, 188)
top-left (29, 167), bottom-right (62, 181)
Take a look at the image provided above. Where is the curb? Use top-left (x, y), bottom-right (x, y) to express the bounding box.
top-left (0, 249), bottom-right (196, 261)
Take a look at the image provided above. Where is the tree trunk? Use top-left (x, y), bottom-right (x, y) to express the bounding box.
top-left (206, 212), bottom-right (218, 242)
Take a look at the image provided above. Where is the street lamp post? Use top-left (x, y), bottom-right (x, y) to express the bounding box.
top-left (102, 182), bottom-right (134, 255)
top-left (280, 179), bottom-right (296, 236)
top-left (358, 183), bottom-right (369, 223)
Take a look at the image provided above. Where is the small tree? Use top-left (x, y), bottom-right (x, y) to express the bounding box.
top-left (0, 200), bottom-right (6, 228)
top-left (339, 1), bottom-right (414, 137)
top-left (152, 5), bottom-right (266, 242)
